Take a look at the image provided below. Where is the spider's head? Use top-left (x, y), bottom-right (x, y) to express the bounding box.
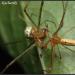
top-left (24, 26), bottom-right (32, 37)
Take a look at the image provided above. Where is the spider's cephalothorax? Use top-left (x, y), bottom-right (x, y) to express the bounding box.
top-left (25, 26), bottom-right (48, 48)
top-left (50, 35), bottom-right (61, 47)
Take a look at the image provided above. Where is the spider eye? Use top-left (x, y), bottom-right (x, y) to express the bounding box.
top-left (24, 26), bottom-right (32, 37)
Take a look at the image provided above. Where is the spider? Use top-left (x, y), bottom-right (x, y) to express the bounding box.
top-left (1, 1), bottom-right (75, 74)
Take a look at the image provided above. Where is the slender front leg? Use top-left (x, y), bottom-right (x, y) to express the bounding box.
top-left (24, 4), bottom-right (37, 26)
top-left (38, 0), bottom-right (44, 28)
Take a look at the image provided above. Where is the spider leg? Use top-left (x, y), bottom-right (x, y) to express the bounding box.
top-left (49, 46), bottom-right (56, 72)
top-left (41, 46), bottom-right (55, 73)
top-left (0, 43), bottom-right (35, 74)
top-left (24, 4), bottom-right (37, 26)
top-left (53, 1), bottom-right (68, 35)
top-left (38, 0), bottom-right (44, 28)
top-left (62, 26), bottom-right (75, 37)
top-left (57, 45), bottom-right (62, 59)
top-left (62, 45), bottom-right (75, 53)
